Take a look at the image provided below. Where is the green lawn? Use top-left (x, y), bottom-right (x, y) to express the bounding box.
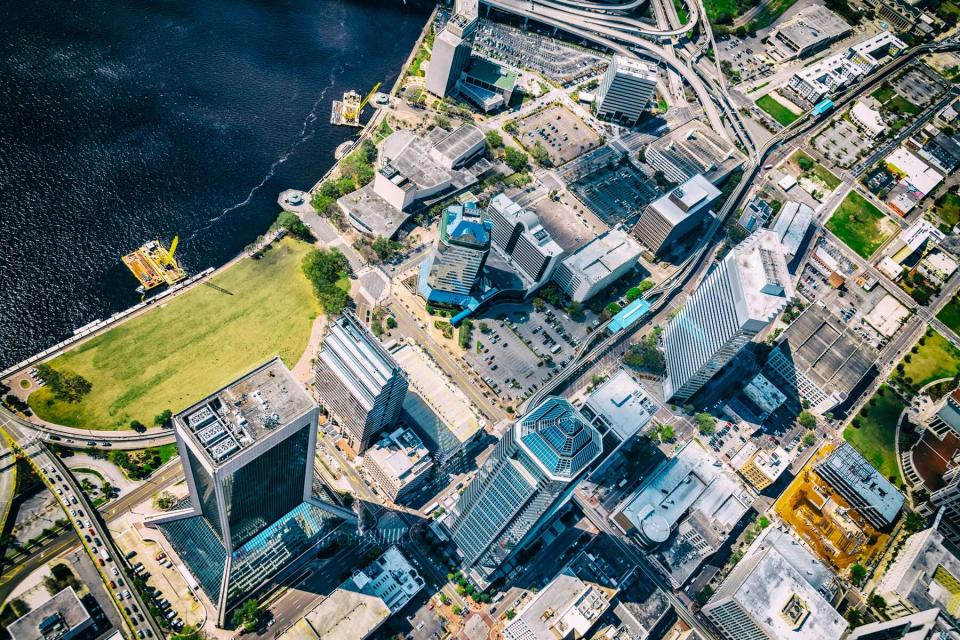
top-left (871, 84), bottom-right (896, 103)
top-left (826, 191), bottom-right (896, 258)
top-left (29, 238), bottom-right (321, 430)
top-left (748, 0), bottom-right (799, 29)
top-left (789, 150), bottom-right (841, 190)
top-left (844, 385), bottom-right (904, 485)
top-left (703, 0), bottom-right (737, 23)
top-left (886, 95), bottom-right (921, 116)
top-left (937, 296), bottom-right (960, 336)
top-left (756, 95), bottom-right (799, 126)
top-left (934, 192), bottom-right (960, 228)
top-left (896, 329), bottom-right (960, 392)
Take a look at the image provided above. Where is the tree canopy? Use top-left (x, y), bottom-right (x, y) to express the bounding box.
top-left (301, 248), bottom-right (351, 315)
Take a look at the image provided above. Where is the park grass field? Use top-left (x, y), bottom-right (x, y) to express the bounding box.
top-left (826, 191), bottom-right (897, 258)
top-left (756, 94), bottom-right (799, 126)
top-left (29, 237), bottom-right (320, 430)
top-left (898, 329), bottom-right (960, 393)
top-left (788, 150), bottom-right (841, 190)
top-left (934, 192), bottom-right (960, 228)
top-left (937, 295), bottom-right (960, 336)
top-left (843, 385), bottom-right (904, 485)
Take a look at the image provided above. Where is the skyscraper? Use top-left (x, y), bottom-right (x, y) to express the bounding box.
top-left (424, 2), bottom-right (478, 98)
top-left (314, 312), bottom-right (409, 452)
top-left (595, 55), bottom-right (657, 126)
top-left (633, 174), bottom-right (721, 256)
top-left (445, 397), bottom-right (602, 587)
top-left (149, 359), bottom-right (352, 626)
top-left (419, 202), bottom-right (492, 304)
top-left (487, 193), bottom-right (563, 288)
top-left (663, 230), bottom-right (793, 402)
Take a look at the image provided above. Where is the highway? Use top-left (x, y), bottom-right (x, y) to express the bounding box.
top-left (0, 412), bottom-right (163, 639)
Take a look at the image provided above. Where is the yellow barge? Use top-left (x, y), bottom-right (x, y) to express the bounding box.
top-left (122, 236), bottom-right (186, 293)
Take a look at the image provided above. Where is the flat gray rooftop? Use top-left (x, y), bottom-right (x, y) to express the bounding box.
top-left (771, 5), bottom-right (852, 54)
top-left (8, 588), bottom-right (91, 640)
top-left (338, 182), bottom-right (411, 238)
top-left (177, 358), bottom-right (313, 466)
top-left (772, 302), bottom-right (876, 395)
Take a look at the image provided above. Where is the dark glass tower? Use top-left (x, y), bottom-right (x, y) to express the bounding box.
top-left (149, 359), bottom-right (353, 627)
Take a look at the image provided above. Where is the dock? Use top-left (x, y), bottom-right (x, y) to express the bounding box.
top-left (121, 238), bottom-right (187, 293)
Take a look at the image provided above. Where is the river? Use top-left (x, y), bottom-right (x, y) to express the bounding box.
top-left (0, 0), bottom-right (432, 368)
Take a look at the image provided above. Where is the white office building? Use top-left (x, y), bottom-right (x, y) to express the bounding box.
top-left (486, 193), bottom-right (564, 289)
top-left (788, 31), bottom-right (907, 103)
top-left (425, 3), bottom-right (477, 98)
top-left (595, 55), bottom-right (657, 126)
top-left (663, 230), bottom-right (793, 403)
top-left (553, 229), bottom-right (642, 303)
top-left (444, 397), bottom-right (602, 588)
top-left (503, 569), bottom-right (613, 640)
top-left (703, 527), bottom-right (847, 640)
top-left (314, 312), bottom-right (409, 452)
top-left (362, 427), bottom-right (433, 503)
top-left (634, 174), bottom-right (721, 256)
top-left (846, 608), bottom-right (960, 640)
top-left (876, 523), bottom-right (960, 620)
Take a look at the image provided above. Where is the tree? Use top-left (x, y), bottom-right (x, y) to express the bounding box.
top-left (171, 626), bottom-right (207, 640)
top-left (385, 316), bottom-right (396, 330)
top-left (904, 511), bottom-right (926, 532)
top-left (504, 609), bottom-right (517, 620)
top-left (274, 211), bottom-right (312, 240)
top-left (623, 328), bottom-right (664, 374)
top-left (846, 608), bottom-right (863, 627)
top-left (129, 420), bottom-right (146, 433)
top-left (154, 409), bottom-right (173, 428)
top-left (154, 491), bottom-right (178, 511)
top-left (654, 423), bottom-right (675, 442)
top-left (530, 141), bottom-right (551, 166)
top-left (302, 248), bottom-right (351, 315)
top-left (870, 594), bottom-right (887, 613)
top-left (503, 147), bottom-right (528, 173)
top-left (231, 599), bottom-right (263, 632)
top-left (695, 413), bottom-right (716, 435)
top-left (798, 411), bottom-right (816, 428)
top-left (850, 563), bottom-right (866, 585)
top-left (484, 130), bottom-right (503, 149)
top-left (434, 114), bottom-right (451, 130)
top-left (567, 300), bottom-right (585, 321)
top-left (802, 431), bottom-right (816, 447)
top-left (35, 364), bottom-right (92, 403)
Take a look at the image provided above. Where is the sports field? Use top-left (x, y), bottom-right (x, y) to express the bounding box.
top-left (29, 238), bottom-right (320, 430)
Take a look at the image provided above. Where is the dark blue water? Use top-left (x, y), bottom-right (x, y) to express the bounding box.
top-left (0, 0), bottom-right (431, 368)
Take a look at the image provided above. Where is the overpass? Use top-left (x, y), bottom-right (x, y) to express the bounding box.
top-left (482, 0), bottom-right (727, 133)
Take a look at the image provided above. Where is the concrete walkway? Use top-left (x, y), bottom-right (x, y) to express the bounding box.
top-left (292, 315), bottom-right (327, 386)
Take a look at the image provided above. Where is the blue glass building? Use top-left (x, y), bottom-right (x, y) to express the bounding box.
top-left (445, 397), bottom-right (602, 588)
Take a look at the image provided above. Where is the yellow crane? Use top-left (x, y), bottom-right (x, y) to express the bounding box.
top-left (342, 82), bottom-right (381, 122)
top-left (166, 235), bottom-right (179, 264)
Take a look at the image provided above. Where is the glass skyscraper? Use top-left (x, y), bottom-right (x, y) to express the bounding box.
top-left (445, 397), bottom-right (602, 588)
top-left (149, 359), bottom-right (354, 627)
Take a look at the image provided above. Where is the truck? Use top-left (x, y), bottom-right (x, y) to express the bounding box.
top-left (100, 549), bottom-right (111, 563)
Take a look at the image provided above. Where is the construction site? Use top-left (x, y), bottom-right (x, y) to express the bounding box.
top-left (121, 236), bottom-right (186, 293)
top-left (774, 443), bottom-right (892, 573)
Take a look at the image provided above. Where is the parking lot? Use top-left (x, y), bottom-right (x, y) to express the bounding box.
top-left (472, 19), bottom-right (606, 85)
top-left (892, 67), bottom-right (948, 108)
top-left (717, 35), bottom-right (772, 85)
top-left (515, 104), bottom-right (601, 166)
top-left (465, 302), bottom-right (597, 407)
top-left (569, 162), bottom-right (662, 226)
top-left (813, 118), bottom-right (872, 169)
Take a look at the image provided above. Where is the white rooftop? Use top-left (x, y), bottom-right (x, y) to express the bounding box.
top-left (563, 229), bottom-right (641, 284)
top-left (582, 369), bottom-right (655, 441)
top-left (706, 527), bottom-right (847, 640)
top-left (772, 201), bottom-right (814, 259)
top-left (647, 174), bottom-right (722, 225)
top-left (886, 147), bottom-right (943, 196)
top-left (733, 230), bottom-right (795, 326)
top-left (503, 570), bottom-right (613, 640)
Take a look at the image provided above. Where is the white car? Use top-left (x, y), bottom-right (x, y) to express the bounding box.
top-left (112, 567), bottom-right (119, 576)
